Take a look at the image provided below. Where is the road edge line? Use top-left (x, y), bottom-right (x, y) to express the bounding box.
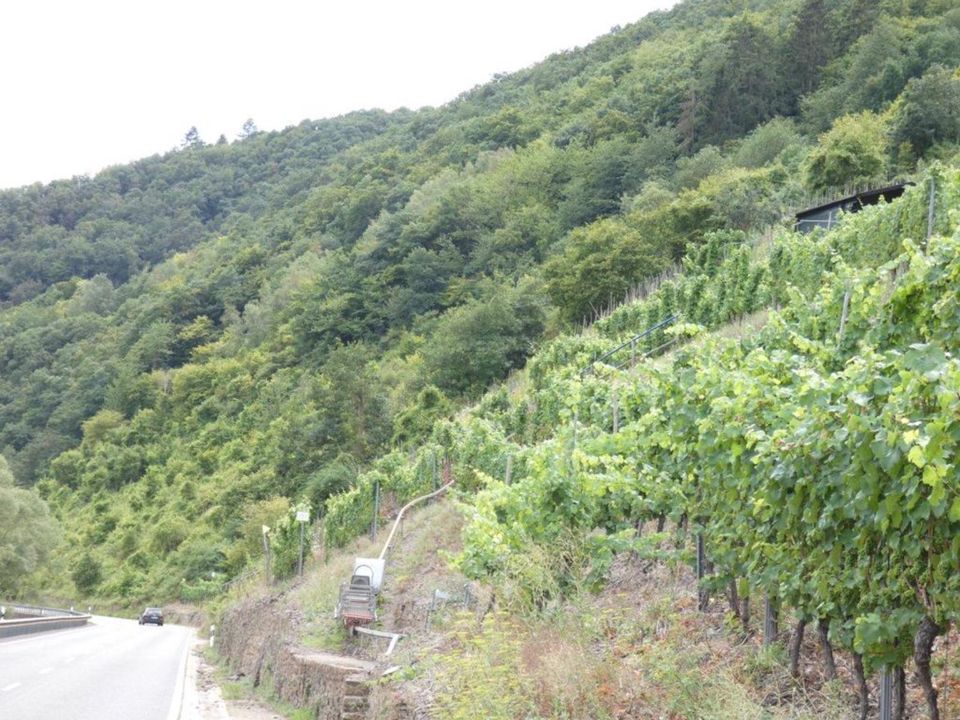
top-left (165, 629), bottom-right (193, 720)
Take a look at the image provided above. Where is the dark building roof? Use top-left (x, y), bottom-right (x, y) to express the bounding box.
top-left (795, 182), bottom-right (912, 233)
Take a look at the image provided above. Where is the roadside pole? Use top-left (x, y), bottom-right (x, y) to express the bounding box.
top-left (261, 525), bottom-right (271, 583)
top-left (296, 509), bottom-right (310, 577)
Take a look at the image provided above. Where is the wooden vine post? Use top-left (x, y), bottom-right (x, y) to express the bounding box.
top-left (879, 669), bottom-right (892, 720)
top-left (371, 479), bottom-right (380, 542)
top-left (696, 533), bottom-right (709, 612)
top-left (763, 594), bottom-right (777, 646)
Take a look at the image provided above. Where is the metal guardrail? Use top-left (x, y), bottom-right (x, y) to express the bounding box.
top-left (6, 602), bottom-right (74, 618)
top-left (0, 602), bottom-right (91, 639)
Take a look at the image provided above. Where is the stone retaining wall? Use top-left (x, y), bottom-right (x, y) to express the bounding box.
top-left (218, 595), bottom-right (374, 719)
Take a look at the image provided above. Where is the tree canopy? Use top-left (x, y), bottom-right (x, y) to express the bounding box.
top-left (0, 455), bottom-right (59, 596)
top-left (0, 0), bottom-right (957, 604)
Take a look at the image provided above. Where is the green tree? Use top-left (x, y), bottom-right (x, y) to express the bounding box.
top-left (423, 283), bottom-right (547, 396)
top-left (226, 497), bottom-right (290, 573)
top-left (674, 146), bottom-right (727, 189)
top-left (392, 385), bottom-right (453, 447)
top-left (130, 320), bottom-right (177, 370)
top-left (304, 457), bottom-right (357, 517)
top-left (150, 517), bottom-right (190, 554)
top-left (71, 553), bottom-right (102, 595)
top-left (545, 218), bottom-right (670, 325)
top-left (317, 343), bottom-right (392, 463)
top-left (891, 65), bottom-right (960, 160)
top-left (800, 18), bottom-right (909, 131)
top-left (733, 118), bottom-right (804, 169)
top-left (181, 126), bottom-right (203, 148)
top-left (81, 409), bottom-right (125, 446)
top-left (239, 118), bottom-right (258, 139)
top-left (805, 111), bottom-right (889, 192)
top-left (785, 0), bottom-right (834, 103)
top-left (0, 455), bottom-right (59, 596)
top-left (559, 139), bottom-right (635, 228)
top-left (831, 0), bottom-right (881, 53)
top-left (697, 15), bottom-right (787, 144)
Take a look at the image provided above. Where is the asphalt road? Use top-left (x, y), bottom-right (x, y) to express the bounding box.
top-left (0, 614), bottom-right (194, 720)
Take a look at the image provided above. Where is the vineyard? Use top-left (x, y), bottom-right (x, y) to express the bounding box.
top-left (317, 166), bottom-right (960, 717)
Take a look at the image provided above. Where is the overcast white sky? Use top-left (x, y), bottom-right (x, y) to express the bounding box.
top-left (0, 0), bottom-right (678, 190)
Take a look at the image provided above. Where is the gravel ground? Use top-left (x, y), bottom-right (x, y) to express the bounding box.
top-left (182, 640), bottom-right (283, 720)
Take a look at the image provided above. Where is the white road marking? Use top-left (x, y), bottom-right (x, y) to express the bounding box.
top-left (2, 682), bottom-right (22, 691)
top-left (164, 635), bottom-right (191, 720)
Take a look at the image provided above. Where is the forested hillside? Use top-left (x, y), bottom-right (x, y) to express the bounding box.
top-left (1, 0), bottom-right (959, 614)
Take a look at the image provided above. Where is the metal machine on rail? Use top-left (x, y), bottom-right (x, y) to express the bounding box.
top-left (334, 479), bottom-right (454, 630)
top-left (335, 558), bottom-right (384, 627)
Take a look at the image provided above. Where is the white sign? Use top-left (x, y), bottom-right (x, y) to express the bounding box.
top-left (296, 510), bottom-right (310, 523)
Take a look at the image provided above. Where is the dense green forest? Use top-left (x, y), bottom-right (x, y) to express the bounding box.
top-left (1, 0), bottom-right (959, 629)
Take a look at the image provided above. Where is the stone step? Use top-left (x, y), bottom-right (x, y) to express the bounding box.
top-left (343, 694), bottom-right (368, 711)
top-left (344, 676), bottom-right (370, 696)
top-left (341, 713), bottom-right (366, 720)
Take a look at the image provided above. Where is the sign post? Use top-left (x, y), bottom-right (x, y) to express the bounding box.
top-left (296, 509), bottom-right (310, 577)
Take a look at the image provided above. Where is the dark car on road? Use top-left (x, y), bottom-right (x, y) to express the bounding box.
top-left (139, 607), bottom-right (164, 626)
